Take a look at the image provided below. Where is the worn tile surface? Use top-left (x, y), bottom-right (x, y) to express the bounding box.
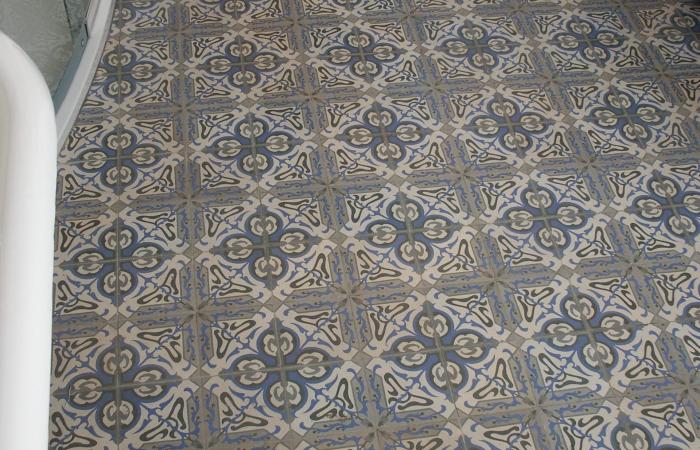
top-left (51, 0), bottom-right (700, 448)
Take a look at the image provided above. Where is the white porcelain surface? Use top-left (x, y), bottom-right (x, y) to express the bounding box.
top-left (0, 31), bottom-right (56, 450)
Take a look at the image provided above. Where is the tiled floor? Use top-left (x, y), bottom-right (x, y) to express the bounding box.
top-left (50, 0), bottom-right (700, 448)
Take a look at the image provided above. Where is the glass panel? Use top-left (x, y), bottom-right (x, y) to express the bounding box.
top-left (0, 0), bottom-right (90, 107)
top-left (63, 0), bottom-right (91, 40)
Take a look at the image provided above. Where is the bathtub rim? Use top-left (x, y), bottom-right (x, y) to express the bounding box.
top-left (0, 31), bottom-right (57, 450)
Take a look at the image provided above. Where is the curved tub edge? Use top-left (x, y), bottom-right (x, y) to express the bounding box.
top-left (0, 31), bottom-right (57, 450)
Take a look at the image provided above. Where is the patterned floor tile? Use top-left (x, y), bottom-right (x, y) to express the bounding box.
top-left (50, 318), bottom-right (202, 449)
top-left (620, 160), bottom-right (700, 254)
top-left (201, 362), bottom-right (363, 448)
top-left (534, 6), bottom-right (646, 76)
top-left (51, 376), bottom-right (200, 449)
top-left (422, 10), bottom-right (532, 83)
top-left (73, 37), bottom-right (124, 120)
top-left (185, 27), bottom-right (300, 103)
top-left (119, 0), bottom-right (177, 36)
top-left (53, 262), bottom-right (119, 322)
top-left (483, 171), bottom-right (612, 269)
top-left (189, 104), bottom-right (317, 191)
top-left (52, 0), bottom-right (700, 448)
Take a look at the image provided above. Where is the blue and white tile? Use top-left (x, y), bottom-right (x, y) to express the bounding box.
top-left (617, 160), bottom-right (700, 255)
top-left (533, 7), bottom-right (646, 76)
top-left (483, 172), bottom-right (612, 270)
top-left (201, 361), bottom-right (362, 446)
top-left (451, 85), bottom-right (569, 168)
top-left (571, 79), bottom-right (690, 159)
top-left (305, 18), bottom-right (420, 93)
top-left (422, 10), bottom-right (533, 83)
top-left (184, 28), bottom-right (300, 103)
top-left (51, 0), bottom-right (700, 448)
top-left (634, 2), bottom-right (700, 67)
top-left (182, 0), bottom-right (288, 28)
top-left (189, 104), bottom-right (317, 191)
top-left (119, 0), bottom-right (177, 37)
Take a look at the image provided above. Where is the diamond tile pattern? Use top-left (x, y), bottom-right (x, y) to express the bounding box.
top-left (51, 0), bottom-right (700, 448)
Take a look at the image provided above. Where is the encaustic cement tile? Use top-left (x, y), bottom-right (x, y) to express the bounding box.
top-left (53, 0), bottom-right (700, 448)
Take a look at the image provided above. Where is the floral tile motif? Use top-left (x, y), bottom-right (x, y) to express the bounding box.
top-left (452, 85), bottom-right (568, 167)
top-left (571, 78), bottom-right (691, 158)
top-left (51, 375), bottom-right (200, 449)
top-left (185, 28), bottom-right (299, 103)
top-left (53, 0), bottom-right (700, 448)
top-left (189, 104), bottom-right (317, 191)
top-left (59, 113), bottom-right (185, 206)
top-left (120, 33), bottom-right (179, 71)
top-left (484, 172), bottom-right (612, 269)
top-left (119, 0), bottom-right (177, 37)
top-left (534, 7), bottom-right (646, 75)
top-left (635, 2), bottom-right (700, 67)
top-left (183, 0), bottom-right (287, 28)
top-left (422, 10), bottom-right (532, 83)
top-left (305, 19), bottom-right (420, 92)
top-left (73, 37), bottom-right (124, 119)
top-left (50, 321), bottom-right (201, 449)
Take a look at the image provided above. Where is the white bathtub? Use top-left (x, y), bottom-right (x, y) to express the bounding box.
top-left (0, 31), bottom-right (56, 450)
